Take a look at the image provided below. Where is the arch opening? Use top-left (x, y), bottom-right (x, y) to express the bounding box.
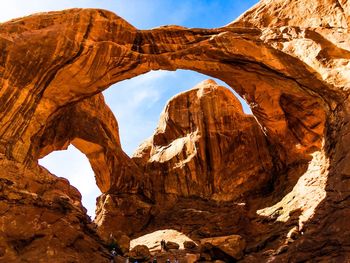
top-left (103, 69), bottom-right (252, 156)
top-left (91, 67), bottom-right (324, 240)
top-left (38, 144), bottom-right (101, 218)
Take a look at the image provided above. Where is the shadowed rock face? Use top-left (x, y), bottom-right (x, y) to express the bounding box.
top-left (0, 0), bottom-right (349, 261)
top-left (0, 158), bottom-right (111, 262)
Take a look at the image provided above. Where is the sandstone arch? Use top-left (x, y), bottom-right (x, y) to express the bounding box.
top-left (0, 0), bottom-right (349, 261)
top-left (0, 8), bottom-right (330, 169)
top-left (33, 93), bottom-right (143, 193)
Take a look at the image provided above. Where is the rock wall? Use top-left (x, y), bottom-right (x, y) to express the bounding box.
top-left (0, 158), bottom-right (111, 262)
top-left (0, 0), bottom-right (349, 261)
top-left (133, 79), bottom-right (273, 201)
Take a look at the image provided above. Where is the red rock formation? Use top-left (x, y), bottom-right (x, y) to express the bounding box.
top-left (133, 79), bottom-right (272, 201)
top-left (0, 158), bottom-right (111, 262)
top-left (95, 79), bottom-right (274, 238)
top-left (32, 93), bottom-right (143, 194)
top-left (233, 0), bottom-right (349, 28)
top-left (0, 8), bottom-right (327, 166)
top-left (0, 0), bottom-right (348, 261)
top-left (200, 235), bottom-right (246, 261)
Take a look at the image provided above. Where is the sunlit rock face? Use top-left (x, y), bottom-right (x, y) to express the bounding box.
top-left (133, 79), bottom-right (273, 201)
top-left (0, 0), bottom-right (349, 261)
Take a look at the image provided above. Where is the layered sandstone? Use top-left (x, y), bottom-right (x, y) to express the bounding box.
top-left (0, 158), bottom-right (111, 262)
top-left (33, 93), bottom-right (143, 194)
top-left (0, 7), bottom-right (328, 166)
top-left (96, 79), bottom-right (273, 238)
top-left (133, 79), bottom-right (272, 201)
top-left (0, 0), bottom-right (349, 261)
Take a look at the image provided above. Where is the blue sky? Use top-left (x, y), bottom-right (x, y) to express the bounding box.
top-left (0, 0), bottom-right (258, 217)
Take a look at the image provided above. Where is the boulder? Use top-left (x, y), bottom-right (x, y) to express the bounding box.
top-left (200, 235), bottom-right (246, 261)
top-left (166, 241), bottom-right (180, 250)
top-left (184, 241), bottom-right (198, 250)
top-left (128, 245), bottom-right (151, 262)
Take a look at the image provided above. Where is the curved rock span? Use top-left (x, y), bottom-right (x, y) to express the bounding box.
top-left (95, 79), bottom-right (273, 239)
top-left (0, 0), bottom-right (349, 262)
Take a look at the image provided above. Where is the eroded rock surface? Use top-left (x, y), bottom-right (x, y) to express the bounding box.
top-left (95, 79), bottom-right (274, 239)
top-left (200, 235), bottom-right (246, 261)
top-left (0, 158), bottom-right (111, 262)
top-left (0, 0), bottom-right (349, 261)
top-left (133, 79), bottom-right (272, 201)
